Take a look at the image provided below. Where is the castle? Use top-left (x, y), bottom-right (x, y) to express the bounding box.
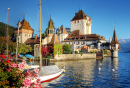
top-left (14, 10), bottom-right (120, 58)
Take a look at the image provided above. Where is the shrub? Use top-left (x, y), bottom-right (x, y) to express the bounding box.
top-left (54, 44), bottom-right (63, 55)
top-left (0, 55), bottom-right (25, 87)
top-left (104, 49), bottom-right (108, 54)
top-left (92, 50), bottom-right (97, 53)
top-left (79, 50), bottom-right (82, 54)
top-left (0, 55), bottom-right (43, 87)
top-left (63, 44), bottom-right (71, 51)
top-left (75, 51), bottom-right (78, 54)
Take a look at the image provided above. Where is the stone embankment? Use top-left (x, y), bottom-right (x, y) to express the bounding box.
top-left (54, 53), bottom-right (96, 60)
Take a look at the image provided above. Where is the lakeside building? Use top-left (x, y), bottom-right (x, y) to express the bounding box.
top-left (71, 10), bottom-right (92, 35)
top-left (111, 29), bottom-right (120, 57)
top-left (42, 18), bottom-right (55, 45)
top-left (62, 10), bottom-right (110, 52)
top-left (14, 19), bottom-right (34, 43)
top-left (56, 25), bottom-right (68, 43)
top-left (14, 9), bottom-right (120, 58)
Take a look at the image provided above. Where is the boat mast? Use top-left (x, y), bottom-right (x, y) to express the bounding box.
top-left (16, 23), bottom-right (19, 61)
top-left (39, 0), bottom-right (42, 68)
top-left (7, 8), bottom-right (9, 59)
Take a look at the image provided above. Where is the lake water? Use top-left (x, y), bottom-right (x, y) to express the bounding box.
top-left (31, 53), bottom-right (130, 88)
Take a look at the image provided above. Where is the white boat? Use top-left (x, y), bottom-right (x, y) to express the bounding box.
top-left (31, 65), bottom-right (65, 83)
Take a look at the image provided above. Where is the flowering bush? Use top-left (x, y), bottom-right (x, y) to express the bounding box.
top-left (42, 45), bottom-right (53, 57)
top-left (0, 55), bottom-right (43, 88)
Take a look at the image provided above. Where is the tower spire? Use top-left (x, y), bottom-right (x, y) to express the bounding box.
top-left (114, 24), bottom-right (115, 30)
top-left (111, 29), bottom-right (120, 44)
top-left (23, 12), bottom-right (26, 19)
top-left (81, 4), bottom-right (82, 10)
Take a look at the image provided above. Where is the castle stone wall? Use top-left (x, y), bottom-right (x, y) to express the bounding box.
top-left (54, 53), bottom-right (96, 60)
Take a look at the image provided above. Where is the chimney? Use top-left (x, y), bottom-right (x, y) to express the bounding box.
top-left (35, 34), bottom-right (37, 39)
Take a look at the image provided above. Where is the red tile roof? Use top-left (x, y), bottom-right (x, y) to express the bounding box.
top-left (66, 30), bottom-right (81, 38)
top-left (25, 38), bottom-right (40, 45)
top-left (20, 19), bottom-right (33, 30)
top-left (47, 33), bottom-right (61, 45)
top-left (63, 30), bottom-right (106, 42)
top-left (59, 25), bottom-right (68, 34)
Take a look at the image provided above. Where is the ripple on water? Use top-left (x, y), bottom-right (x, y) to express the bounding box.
top-left (39, 53), bottom-right (130, 87)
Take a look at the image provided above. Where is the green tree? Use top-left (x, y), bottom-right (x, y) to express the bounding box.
top-left (75, 51), bottom-right (78, 54)
top-left (63, 44), bottom-right (71, 54)
top-left (0, 37), bottom-right (16, 54)
top-left (17, 43), bottom-right (32, 54)
top-left (42, 28), bottom-right (48, 37)
top-left (0, 22), bottom-right (16, 37)
top-left (63, 44), bottom-right (71, 51)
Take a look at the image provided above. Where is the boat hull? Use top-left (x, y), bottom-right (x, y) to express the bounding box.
top-left (31, 68), bottom-right (64, 83)
top-left (41, 69), bottom-right (64, 82)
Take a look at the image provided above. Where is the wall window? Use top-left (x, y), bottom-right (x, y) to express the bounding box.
top-left (50, 30), bottom-right (53, 34)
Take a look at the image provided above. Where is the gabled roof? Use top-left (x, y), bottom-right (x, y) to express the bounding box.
top-left (59, 25), bottom-right (68, 34)
top-left (111, 30), bottom-right (120, 44)
top-left (25, 38), bottom-right (40, 45)
top-left (63, 30), bottom-right (106, 42)
top-left (71, 10), bottom-right (87, 21)
top-left (66, 30), bottom-right (82, 38)
top-left (47, 33), bottom-right (61, 45)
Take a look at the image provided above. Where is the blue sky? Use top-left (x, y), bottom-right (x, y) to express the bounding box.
top-left (0, 0), bottom-right (130, 41)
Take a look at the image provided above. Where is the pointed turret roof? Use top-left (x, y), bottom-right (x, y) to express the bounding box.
top-left (47, 33), bottom-right (61, 45)
top-left (48, 18), bottom-right (54, 29)
top-left (59, 25), bottom-right (68, 34)
top-left (19, 19), bottom-right (33, 30)
top-left (71, 10), bottom-right (87, 21)
top-left (111, 30), bottom-right (120, 44)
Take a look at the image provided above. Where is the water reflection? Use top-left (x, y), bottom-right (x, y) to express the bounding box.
top-left (28, 54), bottom-right (130, 87)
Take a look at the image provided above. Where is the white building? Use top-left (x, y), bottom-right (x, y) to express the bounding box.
top-left (56, 25), bottom-right (68, 43)
top-left (14, 19), bottom-right (34, 43)
top-left (62, 10), bottom-right (110, 51)
top-left (71, 10), bottom-right (92, 35)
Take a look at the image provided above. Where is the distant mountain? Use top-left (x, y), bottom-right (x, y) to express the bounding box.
top-left (118, 39), bottom-right (130, 53)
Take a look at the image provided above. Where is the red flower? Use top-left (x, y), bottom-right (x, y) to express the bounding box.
top-left (7, 67), bottom-right (11, 72)
top-left (6, 59), bottom-right (10, 63)
top-left (0, 54), bottom-right (6, 58)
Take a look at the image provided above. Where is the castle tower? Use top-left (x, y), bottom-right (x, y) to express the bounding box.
top-left (111, 29), bottom-right (120, 58)
top-left (47, 18), bottom-right (55, 43)
top-left (71, 10), bottom-right (92, 35)
top-left (14, 19), bottom-right (34, 43)
top-left (56, 25), bottom-right (68, 43)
